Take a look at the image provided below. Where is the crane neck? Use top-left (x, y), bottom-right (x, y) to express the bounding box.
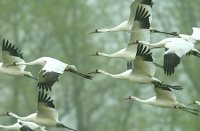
top-left (97, 51), bottom-right (124, 58)
top-left (0, 123), bottom-right (19, 130)
top-left (99, 69), bottom-right (132, 80)
top-left (25, 58), bottom-right (46, 66)
top-left (98, 21), bottom-right (130, 33)
top-left (134, 96), bottom-right (156, 105)
top-left (8, 112), bottom-right (29, 121)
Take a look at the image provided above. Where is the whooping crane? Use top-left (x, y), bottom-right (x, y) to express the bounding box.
top-left (0, 119), bottom-right (46, 131)
top-left (137, 27), bottom-right (200, 75)
top-left (9, 56), bottom-right (93, 91)
top-left (89, 0), bottom-right (177, 36)
top-left (0, 39), bottom-right (37, 80)
top-left (122, 84), bottom-right (200, 115)
top-left (89, 0), bottom-right (153, 34)
top-left (90, 5), bottom-right (162, 69)
top-left (88, 43), bottom-right (182, 90)
top-left (90, 5), bottom-right (151, 69)
top-left (0, 90), bottom-right (79, 131)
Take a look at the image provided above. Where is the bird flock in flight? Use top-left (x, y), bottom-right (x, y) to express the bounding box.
top-left (0, 0), bottom-right (200, 131)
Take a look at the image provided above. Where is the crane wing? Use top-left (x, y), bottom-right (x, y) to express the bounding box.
top-left (128, 29), bottom-right (150, 59)
top-left (132, 5), bottom-right (151, 30)
top-left (37, 90), bottom-right (59, 122)
top-left (2, 39), bottom-right (25, 70)
top-left (132, 44), bottom-right (155, 76)
top-left (154, 85), bottom-right (176, 101)
top-left (37, 70), bottom-right (61, 91)
top-left (20, 125), bottom-right (34, 131)
top-left (129, 0), bottom-right (153, 23)
top-left (127, 4), bottom-right (151, 59)
top-left (18, 120), bottom-right (46, 131)
top-left (164, 38), bottom-right (194, 75)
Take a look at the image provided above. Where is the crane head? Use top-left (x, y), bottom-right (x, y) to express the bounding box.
top-left (66, 65), bottom-right (77, 72)
top-left (88, 52), bottom-right (100, 56)
top-left (121, 96), bottom-right (136, 101)
top-left (0, 112), bottom-right (10, 116)
top-left (88, 29), bottom-right (99, 35)
top-left (88, 69), bottom-right (100, 74)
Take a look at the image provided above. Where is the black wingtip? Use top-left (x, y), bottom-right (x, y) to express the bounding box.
top-left (164, 53), bottom-right (180, 76)
top-left (2, 38), bottom-right (23, 59)
top-left (134, 5), bottom-right (151, 29)
top-left (136, 44), bottom-right (153, 61)
top-left (38, 90), bottom-right (55, 108)
top-left (141, 0), bottom-right (154, 7)
top-left (37, 83), bottom-right (52, 91)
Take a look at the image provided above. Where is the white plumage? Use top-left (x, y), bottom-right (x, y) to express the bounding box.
top-left (138, 27), bottom-right (200, 75)
top-left (0, 119), bottom-right (46, 131)
top-left (0, 39), bottom-right (36, 80)
top-left (187, 100), bottom-right (200, 106)
top-left (10, 56), bottom-right (92, 91)
top-left (0, 90), bottom-right (78, 131)
top-left (89, 44), bottom-right (182, 90)
top-left (123, 85), bottom-right (199, 115)
top-left (89, 0), bottom-right (153, 34)
top-left (90, 5), bottom-right (162, 69)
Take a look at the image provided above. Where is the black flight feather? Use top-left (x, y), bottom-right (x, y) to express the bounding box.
top-left (163, 52), bottom-right (180, 75)
top-left (20, 125), bottom-right (34, 131)
top-left (136, 43), bottom-right (153, 62)
top-left (38, 90), bottom-right (55, 108)
top-left (37, 70), bottom-right (61, 91)
top-left (142, 0), bottom-right (154, 7)
top-left (2, 39), bottom-right (23, 59)
top-left (134, 5), bottom-right (151, 29)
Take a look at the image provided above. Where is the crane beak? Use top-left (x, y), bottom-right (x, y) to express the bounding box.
top-left (88, 54), bottom-right (95, 57)
top-left (186, 102), bottom-right (195, 106)
top-left (88, 29), bottom-right (98, 35)
top-left (87, 70), bottom-right (99, 74)
top-left (88, 31), bottom-right (95, 35)
top-left (0, 112), bottom-right (8, 116)
top-left (120, 97), bottom-right (130, 101)
top-left (88, 52), bottom-right (98, 57)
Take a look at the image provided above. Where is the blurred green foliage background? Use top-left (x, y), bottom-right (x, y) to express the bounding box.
top-left (0, 0), bottom-right (199, 131)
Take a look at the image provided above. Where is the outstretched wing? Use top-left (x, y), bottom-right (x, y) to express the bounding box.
top-left (127, 5), bottom-right (151, 68)
top-left (132, 5), bottom-right (151, 30)
top-left (164, 38), bottom-right (193, 75)
top-left (18, 120), bottom-right (46, 131)
top-left (37, 70), bottom-right (61, 91)
top-left (20, 125), bottom-right (34, 131)
top-left (132, 44), bottom-right (155, 76)
top-left (37, 90), bottom-right (59, 122)
top-left (2, 39), bottom-right (25, 70)
top-left (129, 0), bottom-right (153, 23)
top-left (154, 84), bottom-right (176, 101)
